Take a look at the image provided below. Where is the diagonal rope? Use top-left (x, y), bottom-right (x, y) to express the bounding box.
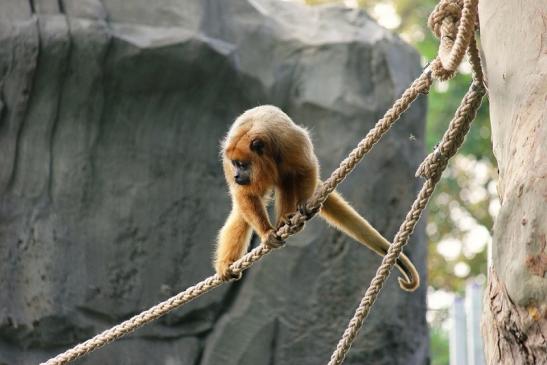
top-left (328, 71), bottom-right (485, 365)
top-left (327, 0), bottom-right (485, 362)
top-left (41, 1), bottom-right (484, 364)
top-left (40, 65), bottom-right (432, 365)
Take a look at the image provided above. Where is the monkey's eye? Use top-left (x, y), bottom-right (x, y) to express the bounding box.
top-left (232, 160), bottom-right (249, 169)
top-left (250, 139), bottom-right (265, 154)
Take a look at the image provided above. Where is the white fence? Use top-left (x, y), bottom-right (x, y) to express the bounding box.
top-left (449, 282), bottom-right (485, 365)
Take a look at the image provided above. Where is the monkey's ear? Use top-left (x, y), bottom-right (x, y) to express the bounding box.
top-left (250, 139), bottom-right (265, 155)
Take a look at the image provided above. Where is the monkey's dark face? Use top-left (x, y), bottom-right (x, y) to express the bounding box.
top-left (230, 139), bottom-right (265, 185)
top-left (232, 160), bottom-right (251, 185)
top-left (224, 134), bottom-right (278, 192)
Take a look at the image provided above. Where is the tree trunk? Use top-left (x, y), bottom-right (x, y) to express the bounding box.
top-left (479, 1), bottom-right (547, 364)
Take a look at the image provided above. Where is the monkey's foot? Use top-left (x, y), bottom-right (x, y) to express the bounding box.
top-left (263, 230), bottom-right (285, 249)
top-left (215, 263), bottom-right (243, 281)
top-left (298, 203), bottom-right (321, 220)
top-left (277, 213), bottom-right (295, 228)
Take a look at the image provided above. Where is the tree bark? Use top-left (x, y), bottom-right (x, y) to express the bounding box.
top-left (479, 0), bottom-right (547, 364)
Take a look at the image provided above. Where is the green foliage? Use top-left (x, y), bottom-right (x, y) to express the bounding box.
top-left (430, 327), bottom-right (450, 365)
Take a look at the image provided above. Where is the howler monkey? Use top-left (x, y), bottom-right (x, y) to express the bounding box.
top-left (215, 105), bottom-right (419, 291)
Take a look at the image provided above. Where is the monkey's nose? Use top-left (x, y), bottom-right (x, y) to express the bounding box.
top-left (234, 175), bottom-right (250, 185)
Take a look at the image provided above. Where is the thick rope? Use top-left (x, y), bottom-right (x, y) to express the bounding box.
top-left (301, 71), bottom-right (433, 221)
top-left (41, 70), bottom-right (432, 365)
top-left (39, 46), bottom-right (433, 365)
top-left (326, 2), bottom-right (485, 361)
top-left (40, 246), bottom-right (271, 365)
top-left (428, 0), bottom-right (479, 80)
top-left (41, 1), bottom-right (483, 364)
top-left (328, 75), bottom-right (485, 365)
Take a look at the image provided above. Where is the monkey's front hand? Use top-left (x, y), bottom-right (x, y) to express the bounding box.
top-left (215, 260), bottom-right (243, 281)
top-left (298, 202), bottom-right (321, 220)
top-left (263, 229), bottom-right (285, 248)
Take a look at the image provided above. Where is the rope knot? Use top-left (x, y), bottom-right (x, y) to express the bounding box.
top-left (428, 0), bottom-right (463, 38)
top-left (426, 0), bottom-right (478, 81)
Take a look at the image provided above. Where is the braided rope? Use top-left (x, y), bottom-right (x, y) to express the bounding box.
top-left (328, 73), bottom-right (485, 365)
top-left (39, 51), bottom-right (432, 365)
top-left (428, 0), bottom-right (479, 80)
top-left (40, 69), bottom-right (432, 365)
top-left (40, 1), bottom-right (484, 364)
top-left (40, 245), bottom-right (271, 365)
top-left (41, 68), bottom-right (432, 365)
top-left (305, 72), bottom-right (433, 213)
top-left (327, 19), bottom-right (486, 365)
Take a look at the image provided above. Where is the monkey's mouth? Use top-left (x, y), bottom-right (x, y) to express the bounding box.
top-left (235, 177), bottom-right (251, 185)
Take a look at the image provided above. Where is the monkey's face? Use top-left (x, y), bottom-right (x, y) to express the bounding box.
top-left (224, 136), bottom-right (277, 192)
top-left (231, 159), bottom-right (251, 185)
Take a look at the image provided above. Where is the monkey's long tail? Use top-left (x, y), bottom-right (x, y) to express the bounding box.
top-left (319, 190), bottom-right (420, 291)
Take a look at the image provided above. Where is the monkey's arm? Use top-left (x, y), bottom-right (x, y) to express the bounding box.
top-left (215, 208), bottom-right (253, 279)
top-left (320, 190), bottom-right (420, 291)
top-left (234, 190), bottom-right (274, 240)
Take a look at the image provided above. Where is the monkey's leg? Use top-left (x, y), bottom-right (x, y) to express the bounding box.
top-left (215, 209), bottom-right (252, 280)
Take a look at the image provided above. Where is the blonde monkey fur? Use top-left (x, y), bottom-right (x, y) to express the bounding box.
top-left (215, 105), bottom-right (419, 291)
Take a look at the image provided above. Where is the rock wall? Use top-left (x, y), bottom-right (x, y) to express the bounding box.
top-left (0, 0), bottom-right (428, 364)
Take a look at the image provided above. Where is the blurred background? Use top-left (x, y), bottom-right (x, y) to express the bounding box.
top-left (0, 1), bottom-right (493, 364)
top-left (301, 1), bottom-right (494, 364)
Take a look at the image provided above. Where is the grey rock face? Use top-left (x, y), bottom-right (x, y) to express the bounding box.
top-left (0, 0), bottom-right (428, 364)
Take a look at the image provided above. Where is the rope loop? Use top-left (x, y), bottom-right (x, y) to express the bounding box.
top-left (428, 0), bottom-right (462, 38)
top-left (427, 0), bottom-right (479, 80)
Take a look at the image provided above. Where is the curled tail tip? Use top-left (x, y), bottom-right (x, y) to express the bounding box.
top-left (398, 275), bottom-right (420, 292)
